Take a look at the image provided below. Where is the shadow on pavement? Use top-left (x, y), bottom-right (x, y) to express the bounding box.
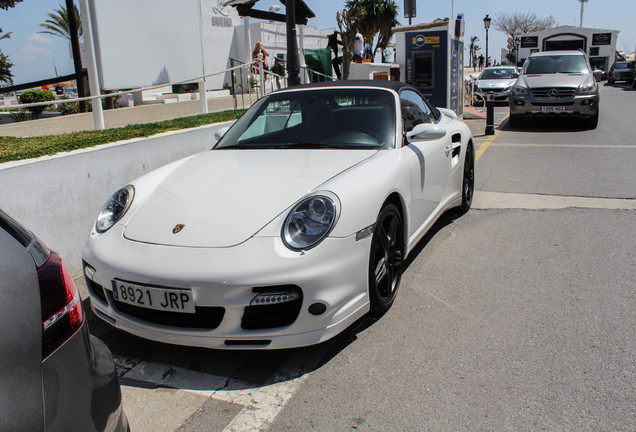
top-left (502, 116), bottom-right (597, 133)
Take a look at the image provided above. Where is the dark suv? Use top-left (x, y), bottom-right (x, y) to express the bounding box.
top-left (608, 61), bottom-right (635, 84)
top-left (509, 50), bottom-right (599, 129)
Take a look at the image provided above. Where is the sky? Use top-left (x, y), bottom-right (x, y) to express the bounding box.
top-left (1, 0), bottom-right (635, 86)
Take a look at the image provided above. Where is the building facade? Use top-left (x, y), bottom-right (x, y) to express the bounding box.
top-left (517, 25), bottom-right (619, 71)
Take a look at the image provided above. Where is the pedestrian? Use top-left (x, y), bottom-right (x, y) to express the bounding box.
top-left (473, 54), bottom-right (477, 72)
top-left (252, 41), bottom-right (270, 76)
top-left (328, 31), bottom-right (344, 79)
top-left (363, 37), bottom-right (373, 61)
top-left (478, 54), bottom-right (485, 71)
top-left (353, 32), bottom-right (364, 63)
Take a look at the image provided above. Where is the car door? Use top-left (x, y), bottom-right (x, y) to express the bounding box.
top-left (400, 89), bottom-right (450, 237)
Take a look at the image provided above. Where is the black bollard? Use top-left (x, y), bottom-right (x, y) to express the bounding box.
top-left (485, 92), bottom-right (495, 135)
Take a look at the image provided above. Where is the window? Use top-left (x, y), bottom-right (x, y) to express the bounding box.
top-left (215, 89), bottom-right (396, 149)
top-left (524, 54), bottom-right (589, 74)
top-left (400, 89), bottom-right (437, 133)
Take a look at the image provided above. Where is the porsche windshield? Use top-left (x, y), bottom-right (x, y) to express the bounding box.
top-left (215, 88), bottom-right (396, 150)
top-left (524, 55), bottom-right (589, 75)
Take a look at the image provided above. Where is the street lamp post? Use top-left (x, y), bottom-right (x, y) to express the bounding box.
top-left (483, 14), bottom-right (494, 136)
top-left (483, 14), bottom-right (491, 67)
top-left (579, 0), bottom-right (589, 27)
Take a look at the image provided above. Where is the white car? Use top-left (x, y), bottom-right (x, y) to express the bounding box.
top-left (82, 81), bottom-right (474, 350)
top-left (475, 66), bottom-right (520, 101)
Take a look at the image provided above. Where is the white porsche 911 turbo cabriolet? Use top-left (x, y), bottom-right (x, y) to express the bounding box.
top-left (82, 81), bottom-right (474, 349)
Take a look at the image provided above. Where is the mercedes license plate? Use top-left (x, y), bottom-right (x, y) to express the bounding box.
top-left (540, 106), bottom-right (566, 113)
top-left (111, 280), bottom-right (195, 313)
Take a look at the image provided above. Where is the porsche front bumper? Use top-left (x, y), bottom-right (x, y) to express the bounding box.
top-left (82, 225), bottom-right (372, 349)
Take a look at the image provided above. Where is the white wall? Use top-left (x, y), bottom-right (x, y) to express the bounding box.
top-left (90, 0), bottom-right (205, 89)
top-left (0, 123), bottom-right (231, 276)
top-left (89, 0), bottom-right (239, 90)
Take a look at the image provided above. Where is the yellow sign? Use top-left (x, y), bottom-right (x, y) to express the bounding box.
top-left (413, 35), bottom-right (441, 46)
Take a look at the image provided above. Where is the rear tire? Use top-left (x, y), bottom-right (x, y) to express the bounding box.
top-left (458, 145), bottom-right (474, 213)
top-left (368, 204), bottom-right (404, 314)
top-left (509, 114), bottom-right (522, 128)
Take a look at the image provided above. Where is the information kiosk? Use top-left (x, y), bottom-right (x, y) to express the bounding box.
top-left (394, 17), bottom-right (464, 116)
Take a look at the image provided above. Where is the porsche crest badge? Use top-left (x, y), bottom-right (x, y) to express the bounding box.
top-left (172, 224), bottom-right (185, 234)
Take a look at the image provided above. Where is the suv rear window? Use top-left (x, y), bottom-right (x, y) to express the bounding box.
top-left (524, 54), bottom-right (589, 74)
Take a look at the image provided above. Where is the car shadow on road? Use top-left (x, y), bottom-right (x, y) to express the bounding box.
top-left (502, 116), bottom-right (596, 132)
top-left (83, 210), bottom-right (465, 393)
top-left (603, 82), bottom-right (636, 91)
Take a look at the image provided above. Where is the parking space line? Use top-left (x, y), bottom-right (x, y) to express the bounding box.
top-left (491, 143), bottom-right (636, 149)
top-left (115, 342), bottom-right (330, 432)
top-left (476, 133), bottom-right (497, 162)
top-left (473, 191), bottom-right (636, 210)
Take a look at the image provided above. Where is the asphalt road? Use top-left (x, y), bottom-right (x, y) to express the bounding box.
top-left (82, 82), bottom-right (635, 431)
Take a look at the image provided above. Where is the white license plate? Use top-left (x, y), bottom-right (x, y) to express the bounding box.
top-left (111, 280), bottom-right (195, 313)
top-left (540, 106), bottom-right (566, 113)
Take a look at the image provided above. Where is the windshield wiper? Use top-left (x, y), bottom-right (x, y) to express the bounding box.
top-left (232, 142), bottom-right (342, 149)
top-left (280, 142), bottom-right (341, 149)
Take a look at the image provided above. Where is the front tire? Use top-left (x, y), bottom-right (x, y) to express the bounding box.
top-left (459, 145), bottom-right (475, 213)
top-left (509, 114), bottom-right (522, 128)
top-left (368, 204), bottom-right (404, 313)
top-left (586, 110), bottom-right (599, 129)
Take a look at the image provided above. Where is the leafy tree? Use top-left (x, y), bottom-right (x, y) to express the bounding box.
top-left (345, 0), bottom-right (399, 59)
top-left (18, 89), bottom-right (56, 119)
top-left (336, 4), bottom-right (363, 80)
top-left (493, 11), bottom-right (556, 40)
top-left (39, 3), bottom-right (82, 42)
top-left (0, 53), bottom-right (13, 85)
top-left (0, 0), bottom-right (23, 10)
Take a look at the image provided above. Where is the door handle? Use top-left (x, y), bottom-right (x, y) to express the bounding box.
top-left (444, 144), bottom-right (452, 157)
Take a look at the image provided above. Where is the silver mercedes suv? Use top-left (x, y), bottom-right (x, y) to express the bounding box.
top-left (509, 50), bottom-right (599, 129)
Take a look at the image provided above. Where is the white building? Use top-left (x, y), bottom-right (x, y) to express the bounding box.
top-left (231, 20), bottom-right (331, 79)
top-left (517, 25), bottom-right (619, 71)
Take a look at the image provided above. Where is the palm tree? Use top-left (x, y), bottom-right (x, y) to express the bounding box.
top-left (469, 36), bottom-right (480, 68)
top-left (39, 3), bottom-right (82, 42)
top-left (0, 53), bottom-right (13, 85)
top-left (0, 28), bottom-right (11, 41)
top-left (0, 0), bottom-right (23, 10)
top-left (345, 0), bottom-right (399, 59)
top-left (0, 28), bottom-right (13, 85)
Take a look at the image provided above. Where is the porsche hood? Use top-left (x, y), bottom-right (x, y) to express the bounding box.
top-left (123, 149), bottom-right (376, 247)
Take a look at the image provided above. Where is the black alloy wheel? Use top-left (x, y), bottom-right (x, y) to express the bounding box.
top-left (459, 145), bottom-right (475, 212)
top-left (368, 204), bottom-right (404, 313)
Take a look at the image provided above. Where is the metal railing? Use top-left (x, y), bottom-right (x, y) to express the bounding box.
top-left (0, 57), bottom-right (333, 129)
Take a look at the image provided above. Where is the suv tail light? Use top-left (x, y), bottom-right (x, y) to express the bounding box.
top-left (38, 252), bottom-right (84, 360)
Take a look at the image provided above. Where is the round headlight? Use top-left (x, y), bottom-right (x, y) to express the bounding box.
top-left (283, 195), bottom-right (337, 250)
top-left (96, 185), bottom-right (135, 233)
